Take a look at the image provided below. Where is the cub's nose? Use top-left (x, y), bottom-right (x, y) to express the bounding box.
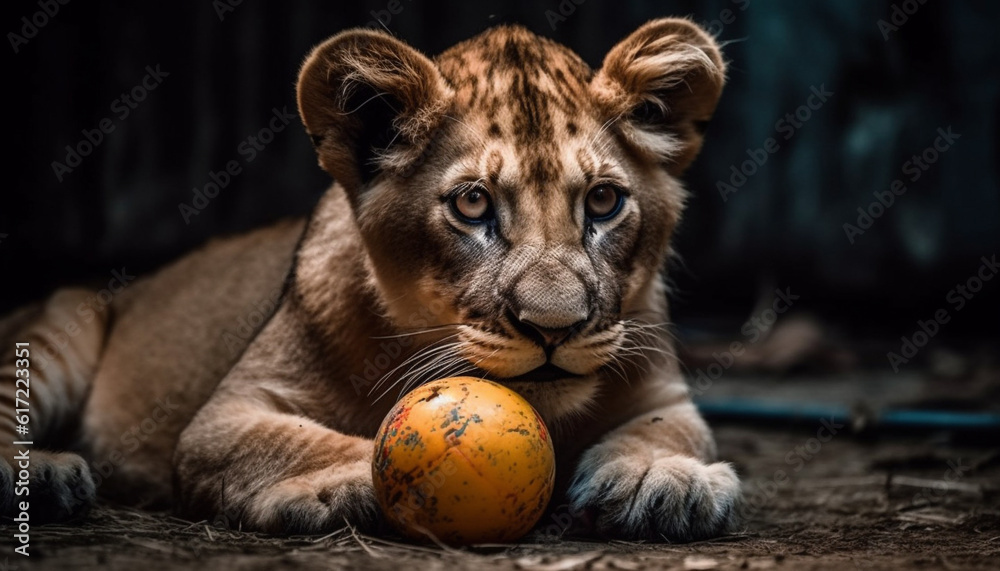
top-left (510, 264), bottom-right (590, 349)
top-left (512, 315), bottom-right (587, 348)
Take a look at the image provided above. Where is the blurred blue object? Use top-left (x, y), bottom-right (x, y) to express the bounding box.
top-left (697, 398), bottom-right (1000, 432)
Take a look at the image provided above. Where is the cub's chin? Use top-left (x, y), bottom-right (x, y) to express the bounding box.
top-left (484, 362), bottom-right (585, 384)
top-left (473, 363), bottom-right (604, 424)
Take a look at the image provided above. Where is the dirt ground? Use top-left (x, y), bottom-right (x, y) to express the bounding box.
top-left (8, 418), bottom-right (999, 571)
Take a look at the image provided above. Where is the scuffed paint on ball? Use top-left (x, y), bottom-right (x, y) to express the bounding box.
top-left (372, 376), bottom-right (556, 545)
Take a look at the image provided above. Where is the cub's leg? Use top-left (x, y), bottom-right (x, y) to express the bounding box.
top-left (175, 388), bottom-right (380, 534)
top-left (0, 289), bottom-right (109, 522)
top-left (567, 383), bottom-right (740, 541)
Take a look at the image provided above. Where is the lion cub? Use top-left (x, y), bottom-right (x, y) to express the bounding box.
top-left (1, 19), bottom-right (738, 540)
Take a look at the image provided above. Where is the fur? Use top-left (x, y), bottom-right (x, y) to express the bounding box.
top-left (0, 18), bottom-right (738, 541)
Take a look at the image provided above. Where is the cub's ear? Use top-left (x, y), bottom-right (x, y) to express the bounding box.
top-left (591, 18), bottom-right (726, 174)
top-left (297, 30), bottom-right (453, 193)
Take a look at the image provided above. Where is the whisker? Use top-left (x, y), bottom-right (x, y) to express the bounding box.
top-left (604, 355), bottom-right (630, 387)
top-left (369, 340), bottom-right (462, 400)
top-left (588, 113), bottom-right (626, 150)
top-left (387, 322), bottom-right (469, 334)
top-left (389, 341), bottom-right (474, 401)
top-left (397, 357), bottom-right (474, 401)
top-left (473, 347), bottom-right (502, 369)
top-left (370, 325), bottom-right (461, 340)
top-left (367, 335), bottom-right (460, 395)
top-left (607, 316), bottom-right (680, 380)
top-left (398, 355), bottom-right (460, 391)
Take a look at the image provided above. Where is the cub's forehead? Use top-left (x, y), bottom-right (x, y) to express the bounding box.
top-left (435, 25), bottom-right (598, 139)
top-left (433, 26), bottom-right (616, 188)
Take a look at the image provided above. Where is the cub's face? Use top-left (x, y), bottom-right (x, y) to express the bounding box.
top-left (298, 20), bottom-right (724, 408)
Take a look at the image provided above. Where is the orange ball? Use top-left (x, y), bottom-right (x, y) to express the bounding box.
top-left (372, 377), bottom-right (555, 545)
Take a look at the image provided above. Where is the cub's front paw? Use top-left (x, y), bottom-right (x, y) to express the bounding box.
top-left (246, 459), bottom-right (382, 535)
top-left (567, 451), bottom-right (740, 541)
top-left (1, 451), bottom-right (95, 523)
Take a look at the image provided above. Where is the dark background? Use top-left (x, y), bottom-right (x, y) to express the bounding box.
top-left (2, 1), bottom-right (998, 357)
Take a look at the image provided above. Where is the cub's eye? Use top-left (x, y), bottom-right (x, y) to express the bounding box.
top-left (585, 184), bottom-right (625, 221)
top-left (450, 185), bottom-right (494, 223)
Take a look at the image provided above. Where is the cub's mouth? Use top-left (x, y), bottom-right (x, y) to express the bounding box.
top-left (481, 362), bottom-right (584, 384)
